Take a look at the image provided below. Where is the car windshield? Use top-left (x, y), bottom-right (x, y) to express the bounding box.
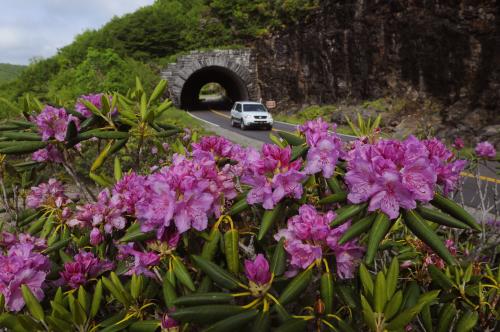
top-left (243, 104), bottom-right (267, 112)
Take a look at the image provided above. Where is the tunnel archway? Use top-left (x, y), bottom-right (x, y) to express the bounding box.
top-left (180, 66), bottom-right (249, 110)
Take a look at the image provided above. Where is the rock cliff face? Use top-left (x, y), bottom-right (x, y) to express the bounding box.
top-left (256, 0), bottom-right (499, 143)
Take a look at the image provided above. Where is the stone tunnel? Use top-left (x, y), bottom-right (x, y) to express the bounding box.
top-left (161, 49), bottom-right (260, 110)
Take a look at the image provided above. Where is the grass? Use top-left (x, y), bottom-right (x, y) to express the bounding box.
top-left (157, 106), bottom-right (211, 134)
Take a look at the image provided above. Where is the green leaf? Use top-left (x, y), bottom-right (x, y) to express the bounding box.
top-left (430, 193), bottom-right (480, 231)
top-left (360, 294), bottom-right (376, 331)
top-left (278, 267), bottom-right (313, 305)
top-left (173, 292), bottom-right (233, 306)
top-left (0, 141), bottom-right (47, 155)
top-left (149, 80), bottom-right (167, 104)
top-left (130, 274), bottom-right (143, 300)
top-left (128, 320), bottom-right (161, 332)
top-left (258, 204), bottom-right (284, 241)
top-left (318, 192), bottom-right (347, 205)
top-left (162, 276), bottom-right (177, 309)
top-left (169, 305), bottom-right (245, 324)
top-left (172, 255), bottom-right (195, 291)
top-left (1, 131), bottom-right (41, 141)
top-left (326, 176), bottom-right (343, 194)
top-left (416, 206), bottom-right (468, 229)
top-left (428, 265), bottom-right (454, 290)
top-left (277, 130), bottom-right (305, 146)
top-left (191, 255), bottom-right (241, 290)
top-left (270, 238), bottom-right (286, 277)
top-left (201, 227), bottom-right (222, 261)
top-left (386, 258), bottom-right (399, 300)
top-left (374, 271), bottom-right (387, 313)
top-left (204, 309), bottom-right (259, 332)
top-left (21, 285), bottom-right (44, 321)
top-left (386, 290), bottom-right (440, 330)
top-left (384, 290), bottom-right (403, 320)
top-left (455, 310), bottom-right (478, 332)
top-left (102, 276), bottom-right (129, 306)
top-left (77, 286), bottom-right (89, 314)
top-left (339, 214), bottom-right (376, 245)
top-left (229, 197), bottom-right (250, 216)
top-left (330, 203), bottom-right (367, 227)
top-left (403, 210), bottom-right (456, 265)
top-left (68, 293), bottom-right (86, 326)
top-left (251, 310), bottom-right (270, 332)
top-left (320, 272), bottom-right (334, 314)
top-left (359, 263), bottom-right (374, 297)
top-left (113, 157), bottom-right (122, 182)
top-left (436, 303), bottom-right (456, 332)
top-left (90, 280), bottom-right (103, 319)
top-left (224, 229), bottom-right (240, 275)
top-left (365, 212), bottom-right (391, 264)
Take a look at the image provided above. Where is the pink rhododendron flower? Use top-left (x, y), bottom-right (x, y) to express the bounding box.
top-left (275, 205), bottom-right (363, 279)
top-left (192, 135), bottom-right (235, 160)
top-left (345, 136), bottom-right (467, 219)
top-left (31, 106), bottom-right (80, 142)
top-left (242, 144), bottom-right (305, 209)
top-left (90, 227), bottom-right (104, 246)
top-left (135, 154), bottom-right (236, 238)
top-left (26, 178), bottom-right (71, 209)
top-left (475, 141), bottom-right (496, 158)
top-left (299, 118), bottom-right (343, 178)
top-left (32, 144), bottom-right (64, 163)
top-left (118, 244), bottom-right (160, 278)
top-left (110, 172), bottom-right (145, 215)
top-left (68, 189), bottom-right (126, 233)
top-left (0, 243), bottom-right (50, 312)
top-left (244, 254), bottom-right (271, 285)
top-left (0, 232), bottom-right (46, 251)
top-left (60, 251), bottom-right (114, 289)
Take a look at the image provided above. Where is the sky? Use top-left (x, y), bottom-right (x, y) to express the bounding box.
top-left (0, 0), bottom-right (155, 65)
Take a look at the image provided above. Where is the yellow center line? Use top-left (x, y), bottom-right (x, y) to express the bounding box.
top-left (460, 172), bottom-right (500, 184)
top-left (209, 110), bottom-right (500, 185)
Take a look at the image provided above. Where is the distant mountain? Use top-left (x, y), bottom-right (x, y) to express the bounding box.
top-left (0, 63), bottom-right (25, 84)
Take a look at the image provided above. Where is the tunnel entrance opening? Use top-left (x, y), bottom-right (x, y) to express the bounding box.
top-left (180, 66), bottom-right (249, 110)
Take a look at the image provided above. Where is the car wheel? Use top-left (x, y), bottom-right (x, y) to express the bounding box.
top-left (231, 118), bottom-right (237, 127)
top-left (241, 122), bottom-right (247, 130)
top-left (267, 125), bottom-right (273, 131)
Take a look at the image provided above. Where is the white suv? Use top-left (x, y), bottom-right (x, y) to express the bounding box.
top-left (230, 101), bottom-right (273, 130)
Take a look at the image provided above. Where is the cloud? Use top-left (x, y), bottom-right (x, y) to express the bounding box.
top-left (0, 0), bottom-right (155, 64)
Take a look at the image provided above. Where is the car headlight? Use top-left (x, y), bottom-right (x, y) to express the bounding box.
top-left (243, 115), bottom-right (252, 120)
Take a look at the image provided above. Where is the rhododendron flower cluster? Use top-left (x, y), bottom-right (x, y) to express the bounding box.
top-left (136, 154), bottom-right (237, 237)
top-left (345, 136), bottom-right (467, 219)
top-left (31, 106), bottom-right (80, 142)
top-left (275, 205), bottom-right (363, 279)
top-left (242, 144), bottom-right (305, 209)
top-left (118, 244), bottom-right (160, 278)
top-left (299, 118), bottom-right (343, 178)
top-left (60, 251), bottom-right (114, 289)
top-left (475, 141), bottom-right (496, 158)
top-left (192, 135), bottom-right (237, 160)
top-left (0, 243), bottom-right (50, 312)
top-left (68, 189), bottom-right (126, 239)
top-left (26, 178), bottom-right (71, 209)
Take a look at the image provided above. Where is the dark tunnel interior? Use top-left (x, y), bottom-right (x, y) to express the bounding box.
top-left (180, 66), bottom-right (249, 110)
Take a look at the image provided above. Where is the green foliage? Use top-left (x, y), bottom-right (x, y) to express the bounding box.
top-left (0, 63), bottom-right (25, 84)
top-left (47, 49), bottom-right (157, 103)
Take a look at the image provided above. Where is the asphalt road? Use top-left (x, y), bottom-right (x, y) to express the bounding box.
top-left (188, 110), bottom-right (499, 214)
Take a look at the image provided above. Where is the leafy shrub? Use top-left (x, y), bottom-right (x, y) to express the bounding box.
top-left (0, 80), bottom-right (497, 332)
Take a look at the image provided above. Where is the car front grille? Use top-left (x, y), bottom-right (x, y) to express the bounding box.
top-left (255, 116), bottom-right (267, 119)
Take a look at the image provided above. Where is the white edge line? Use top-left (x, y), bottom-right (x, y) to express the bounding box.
top-left (187, 111), bottom-right (220, 127)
